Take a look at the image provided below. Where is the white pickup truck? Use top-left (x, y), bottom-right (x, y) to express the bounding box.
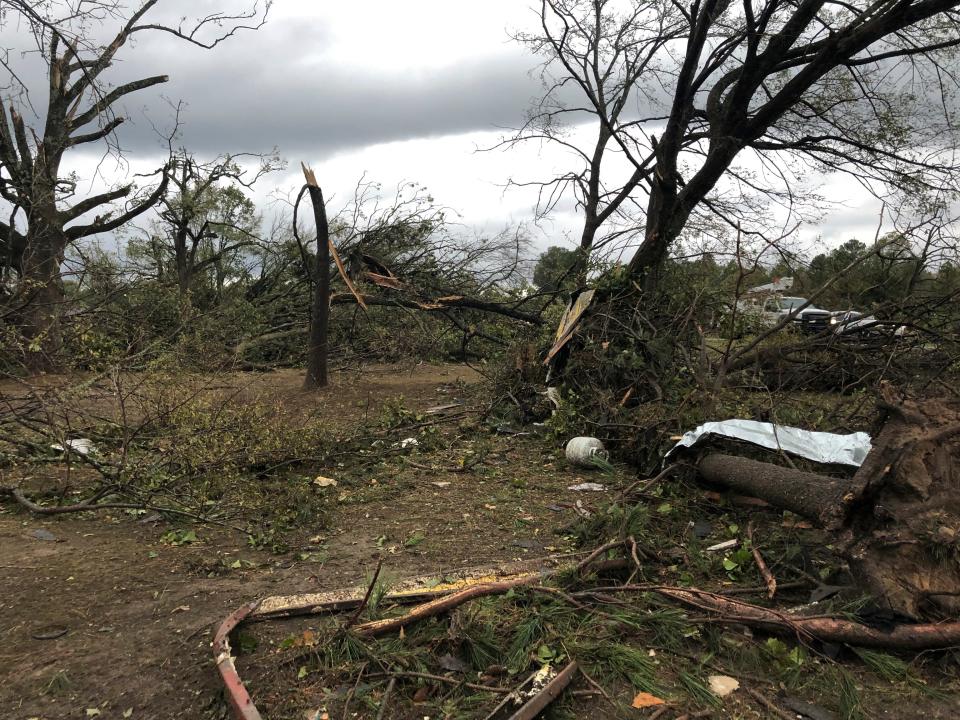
top-left (737, 295), bottom-right (833, 333)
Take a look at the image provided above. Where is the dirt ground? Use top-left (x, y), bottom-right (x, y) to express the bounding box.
top-left (1, 364), bottom-right (629, 720)
top-left (3, 363), bottom-right (959, 720)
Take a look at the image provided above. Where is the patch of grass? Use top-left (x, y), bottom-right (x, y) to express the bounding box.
top-left (678, 670), bottom-right (721, 708)
top-left (575, 638), bottom-right (662, 696)
top-left (41, 670), bottom-right (71, 696)
top-left (837, 667), bottom-right (866, 720)
top-left (853, 647), bottom-right (911, 682)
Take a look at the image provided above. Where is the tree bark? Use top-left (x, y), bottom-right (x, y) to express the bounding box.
top-left (698, 454), bottom-right (851, 526)
top-left (19, 202), bottom-right (67, 372)
top-left (302, 166), bottom-right (330, 390)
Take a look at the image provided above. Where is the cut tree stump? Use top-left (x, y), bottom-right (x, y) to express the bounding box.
top-left (696, 386), bottom-right (960, 620)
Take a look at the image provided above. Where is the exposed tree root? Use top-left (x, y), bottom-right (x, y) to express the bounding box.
top-left (696, 389), bottom-right (960, 619)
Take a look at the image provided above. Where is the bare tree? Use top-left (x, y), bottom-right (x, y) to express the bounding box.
top-left (519, 0), bottom-right (960, 292)
top-left (507, 0), bottom-right (684, 282)
top-left (0, 0), bottom-right (269, 370)
top-left (145, 150), bottom-right (278, 301)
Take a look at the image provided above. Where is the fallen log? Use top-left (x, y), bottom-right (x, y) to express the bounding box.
top-left (696, 389), bottom-right (960, 620)
top-left (698, 454), bottom-right (850, 524)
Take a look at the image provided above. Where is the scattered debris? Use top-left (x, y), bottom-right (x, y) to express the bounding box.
top-left (705, 539), bottom-right (738, 552)
top-left (484, 661), bottom-right (579, 720)
top-left (431, 482), bottom-right (451, 488)
top-left (399, 437), bottom-right (420, 449)
top-left (707, 675), bottom-right (740, 697)
top-left (215, 562), bottom-right (559, 720)
top-left (668, 419), bottom-right (871, 466)
top-left (438, 654), bottom-right (471, 673)
top-left (312, 476), bottom-right (338, 488)
top-left (544, 387), bottom-right (561, 410)
top-left (545, 288), bottom-right (595, 364)
top-left (424, 403), bottom-right (463, 415)
top-left (631, 691), bottom-right (666, 708)
top-left (747, 522), bottom-right (777, 599)
top-left (31, 625), bottom-right (69, 640)
top-left (564, 436), bottom-right (608, 468)
top-left (495, 425), bottom-right (530, 436)
top-left (566, 482), bottom-right (605, 492)
top-left (780, 695), bottom-right (837, 720)
top-left (50, 437), bottom-right (97, 456)
top-left (690, 520), bottom-right (713, 539)
top-left (30, 528), bottom-right (58, 542)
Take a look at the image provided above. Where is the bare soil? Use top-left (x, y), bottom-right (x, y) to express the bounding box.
top-left (0, 364), bottom-right (625, 720)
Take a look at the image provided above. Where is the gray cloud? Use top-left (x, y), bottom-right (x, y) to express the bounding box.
top-left (2, 8), bottom-right (552, 160)
top-left (83, 14), bottom-right (548, 159)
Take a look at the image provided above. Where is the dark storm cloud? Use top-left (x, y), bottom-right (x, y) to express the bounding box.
top-left (77, 13), bottom-right (551, 159)
top-left (2, 8), bottom-right (554, 160)
top-left (116, 53), bottom-right (548, 158)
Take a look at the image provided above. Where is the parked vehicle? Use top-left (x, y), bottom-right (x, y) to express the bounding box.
top-left (830, 311), bottom-right (907, 338)
top-left (737, 294), bottom-right (831, 333)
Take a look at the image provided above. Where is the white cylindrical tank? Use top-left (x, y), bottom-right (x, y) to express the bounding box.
top-left (565, 436), bottom-right (609, 468)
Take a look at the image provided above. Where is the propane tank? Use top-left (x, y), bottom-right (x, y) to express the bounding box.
top-left (565, 436), bottom-right (609, 468)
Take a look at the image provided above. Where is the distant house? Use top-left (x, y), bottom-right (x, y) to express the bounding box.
top-left (746, 276), bottom-right (793, 295)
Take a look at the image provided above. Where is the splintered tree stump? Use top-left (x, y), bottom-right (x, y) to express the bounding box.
top-left (697, 389), bottom-right (960, 620)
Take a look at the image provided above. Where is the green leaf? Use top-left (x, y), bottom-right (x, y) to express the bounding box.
top-left (404, 530), bottom-right (426, 548)
top-left (297, 666), bottom-right (309, 680)
top-left (722, 558), bottom-right (739, 571)
top-left (536, 644), bottom-right (556, 662)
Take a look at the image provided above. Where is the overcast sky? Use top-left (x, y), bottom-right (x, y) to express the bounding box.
top-left (6, 0), bottom-right (886, 258)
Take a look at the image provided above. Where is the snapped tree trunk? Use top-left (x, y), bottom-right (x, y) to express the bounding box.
top-left (696, 388), bottom-right (960, 620)
top-left (302, 166), bottom-right (330, 390)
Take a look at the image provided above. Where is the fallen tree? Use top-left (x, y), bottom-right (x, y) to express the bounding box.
top-left (697, 386), bottom-right (960, 619)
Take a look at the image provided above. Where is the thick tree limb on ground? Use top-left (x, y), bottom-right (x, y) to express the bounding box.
top-left (651, 587), bottom-right (960, 650)
top-left (0, 485), bottom-right (213, 524)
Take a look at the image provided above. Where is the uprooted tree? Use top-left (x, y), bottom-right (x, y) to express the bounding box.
top-left (510, 0), bottom-right (960, 622)
top-left (0, 0), bottom-right (269, 370)
top-left (696, 385), bottom-right (960, 621)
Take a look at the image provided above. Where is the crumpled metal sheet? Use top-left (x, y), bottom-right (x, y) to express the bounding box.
top-left (666, 419), bottom-right (872, 467)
